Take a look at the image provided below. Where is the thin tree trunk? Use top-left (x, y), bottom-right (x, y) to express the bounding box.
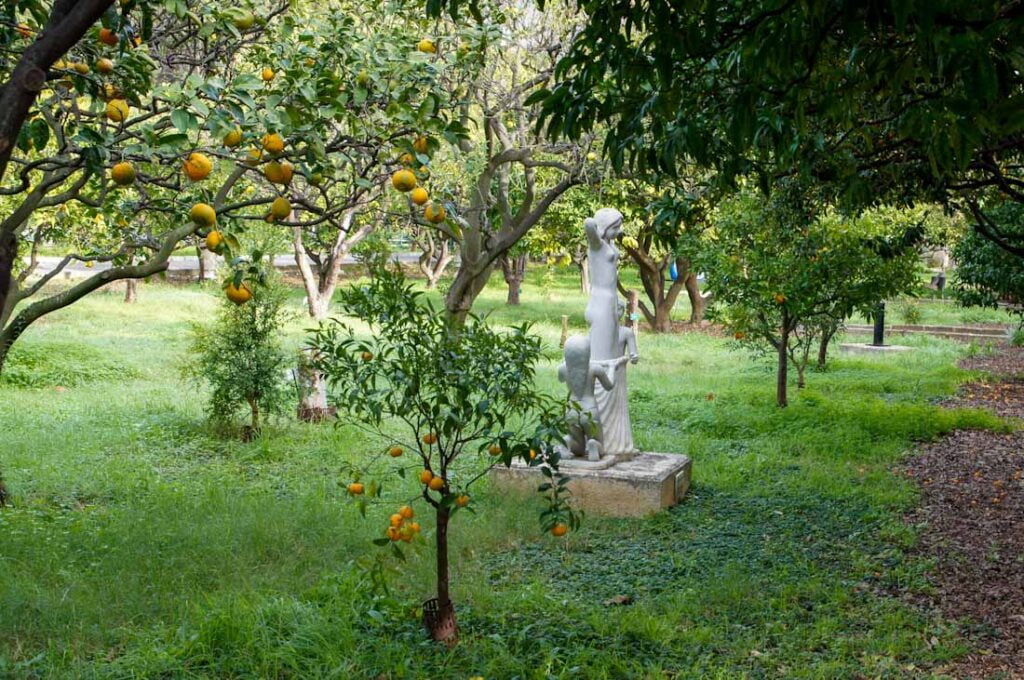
top-left (818, 327), bottom-right (836, 369)
top-left (428, 505), bottom-right (457, 643)
top-left (777, 318), bottom-right (790, 408)
top-left (124, 278), bottom-right (137, 303)
top-left (579, 257), bottom-right (589, 293)
top-left (500, 253), bottom-right (526, 306)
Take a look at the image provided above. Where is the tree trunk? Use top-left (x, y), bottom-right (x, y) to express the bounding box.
top-left (500, 253), bottom-right (526, 306)
top-left (296, 347), bottom-right (334, 422)
top-left (124, 278), bottom-right (137, 303)
top-left (777, 319), bottom-right (790, 408)
top-left (685, 273), bottom-right (709, 323)
top-left (444, 262), bottom-right (495, 325)
top-left (796, 361), bottom-right (806, 389)
top-left (817, 327), bottom-right (836, 369)
top-left (426, 505), bottom-right (457, 644)
top-left (579, 256), bottom-right (589, 293)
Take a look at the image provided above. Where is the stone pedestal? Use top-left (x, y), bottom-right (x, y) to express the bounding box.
top-left (490, 452), bottom-right (692, 518)
top-left (839, 343), bottom-right (914, 355)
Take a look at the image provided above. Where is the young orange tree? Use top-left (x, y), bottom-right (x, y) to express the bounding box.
top-left (308, 263), bottom-right (575, 644)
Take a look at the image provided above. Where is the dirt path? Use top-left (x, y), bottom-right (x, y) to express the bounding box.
top-left (902, 346), bottom-right (1024, 679)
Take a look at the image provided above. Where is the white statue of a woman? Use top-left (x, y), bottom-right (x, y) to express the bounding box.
top-left (583, 208), bottom-right (639, 457)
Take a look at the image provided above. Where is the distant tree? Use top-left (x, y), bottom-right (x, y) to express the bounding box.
top-left (705, 184), bottom-right (922, 407)
top-left (954, 200), bottom-right (1024, 330)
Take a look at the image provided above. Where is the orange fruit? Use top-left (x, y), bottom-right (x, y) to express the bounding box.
top-left (529, 449), bottom-right (537, 460)
top-left (398, 505), bottom-right (414, 519)
top-left (105, 99), bottom-right (129, 122)
top-left (774, 293), bottom-right (786, 304)
top-left (270, 196), bottom-right (291, 219)
top-left (189, 203), bottom-right (216, 227)
top-left (455, 495), bottom-right (469, 507)
top-left (205, 230), bottom-right (224, 252)
top-left (419, 469), bottom-right (434, 484)
top-left (390, 513), bottom-right (404, 527)
top-left (110, 162), bottom-right (135, 185)
top-left (399, 527), bottom-right (414, 542)
top-left (399, 152), bottom-right (414, 165)
top-left (261, 133), bottom-right (284, 154)
top-left (95, 57), bottom-right (114, 74)
top-left (413, 136), bottom-right (429, 154)
top-left (391, 169), bottom-right (416, 192)
top-left (417, 38), bottom-right (436, 54)
top-left (428, 476), bottom-right (445, 491)
top-left (734, 331), bottom-right (745, 340)
top-left (361, 351), bottom-right (373, 361)
top-left (102, 83), bottom-right (121, 100)
top-left (410, 187), bottom-right (429, 206)
top-left (488, 444), bottom-right (502, 456)
top-left (183, 152), bottom-right (213, 181)
top-left (72, 62), bottom-right (90, 74)
top-left (347, 482), bottom-right (364, 495)
top-left (261, 67), bottom-right (274, 82)
top-left (551, 523), bottom-right (568, 537)
top-left (263, 161), bottom-right (293, 185)
top-left (386, 526), bottom-right (401, 541)
top-left (388, 446), bottom-right (403, 457)
top-left (98, 28), bottom-right (118, 46)
top-left (232, 10), bottom-right (255, 30)
top-left (409, 522), bottom-right (421, 533)
top-left (223, 128), bottom-right (243, 148)
top-left (422, 433), bottom-right (437, 445)
top-left (244, 148), bottom-right (262, 166)
top-left (424, 202), bottom-right (446, 224)
top-left (225, 282), bottom-right (252, 305)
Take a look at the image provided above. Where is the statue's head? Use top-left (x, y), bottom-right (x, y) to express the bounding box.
top-left (563, 334), bottom-right (591, 366)
top-left (593, 207), bottom-right (624, 241)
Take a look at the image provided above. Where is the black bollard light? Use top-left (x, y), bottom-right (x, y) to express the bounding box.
top-left (872, 301), bottom-right (885, 347)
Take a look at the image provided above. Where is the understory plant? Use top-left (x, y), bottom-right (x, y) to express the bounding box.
top-left (184, 273), bottom-right (290, 440)
top-left (308, 264), bottom-right (573, 644)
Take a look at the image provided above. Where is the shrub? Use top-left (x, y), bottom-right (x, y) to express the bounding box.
top-left (894, 296), bottom-right (923, 325)
top-left (184, 275), bottom-right (291, 439)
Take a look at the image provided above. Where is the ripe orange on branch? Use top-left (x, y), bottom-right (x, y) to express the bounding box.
top-left (110, 162), bottom-right (135, 186)
top-left (347, 482), bottom-right (364, 495)
top-left (223, 128), bottom-right (243, 148)
top-left (388, 446), bottom-right (403, 457)
top-left (105, 99), bottom-right (129, 123)
top-left (98, 28), bottom-right (118, 46)
top-left (205, 230), bottom-right (224, 252)
top-left (422, 432), bottom-right (437, 445)
top-left (264, 161), bottom-right (294, 185)
top-left (261, 133), bottom-right (284, 154)
top-left (190, 203), bottom-right (216, 227)
top-left (424, 202), bottom-right (446, 224)
top-left (95, 58), bottom-right (114, 74)
top-left (270, 196), bottom-right (291, 219)
top-left (551, 523), bottom-right (568, 537)
top-left (428, 476), bottom-right (445, 491)
top-left (413, 136), bottom-right (430, 154)
top-left (399, 505), bottom-right (414, 519)
top-left (225, 282), bottom-right (252, 305)
top-left (261, 67), bottom-right (274, 82)
top-left (391, 169), bottom-right (416, 192)
top-left (417, 38), bottom-right (436, 54)
top-left (419, 469), bottom-right (434, 484)
top-left (183, 153), bottom-right (213, 181)
top-left (410, 187), bottom-right (429, 206)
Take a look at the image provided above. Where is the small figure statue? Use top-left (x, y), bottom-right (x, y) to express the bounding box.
top-left (557, 335), bottom-right (629, 461)
top-left (596, 298), bottom-right (640, 455)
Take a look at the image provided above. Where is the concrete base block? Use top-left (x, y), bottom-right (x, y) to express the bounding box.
top-left (490, 452), bottom-right (692, 517)
top-left (839, 343), bottom-right (915, 355)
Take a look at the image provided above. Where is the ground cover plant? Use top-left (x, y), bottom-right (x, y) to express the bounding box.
top-left (0, 269), bottom-right (1014, 678)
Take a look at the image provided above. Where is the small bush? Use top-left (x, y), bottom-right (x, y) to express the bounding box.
top-left (184, 276), bottom-right (291, 438)
top-left (0, 341), bottom-right (138, 388)
top-left (894, 296), bottom-right (923, 325)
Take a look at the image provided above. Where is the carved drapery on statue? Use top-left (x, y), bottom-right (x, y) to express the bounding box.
top-left (558, 208), bottom-right (639, 462)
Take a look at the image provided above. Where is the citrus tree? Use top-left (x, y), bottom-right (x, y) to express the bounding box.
top-left (954, 200), bottom-right (1024, 334)
top-left (308, 263), bottom-right (574, 643)
top-left (704, 184), bottom-right (923, 407)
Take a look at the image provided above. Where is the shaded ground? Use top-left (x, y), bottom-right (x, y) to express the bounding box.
top-left (903, 346), bottom-right (1024, 679)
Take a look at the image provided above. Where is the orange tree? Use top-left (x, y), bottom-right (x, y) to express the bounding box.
top-left (0, 1), bottom-right (467, 374)
top-left (703, 183), bottom-right (923, 407)
top-left (307, 263), bottom-right (574, 643)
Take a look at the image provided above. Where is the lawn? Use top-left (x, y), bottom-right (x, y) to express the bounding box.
top-left (0, 268), bottom-right (1010, 678)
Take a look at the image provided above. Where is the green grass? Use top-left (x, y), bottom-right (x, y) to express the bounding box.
top-left (0, 270), bottom-right (1010, 678)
